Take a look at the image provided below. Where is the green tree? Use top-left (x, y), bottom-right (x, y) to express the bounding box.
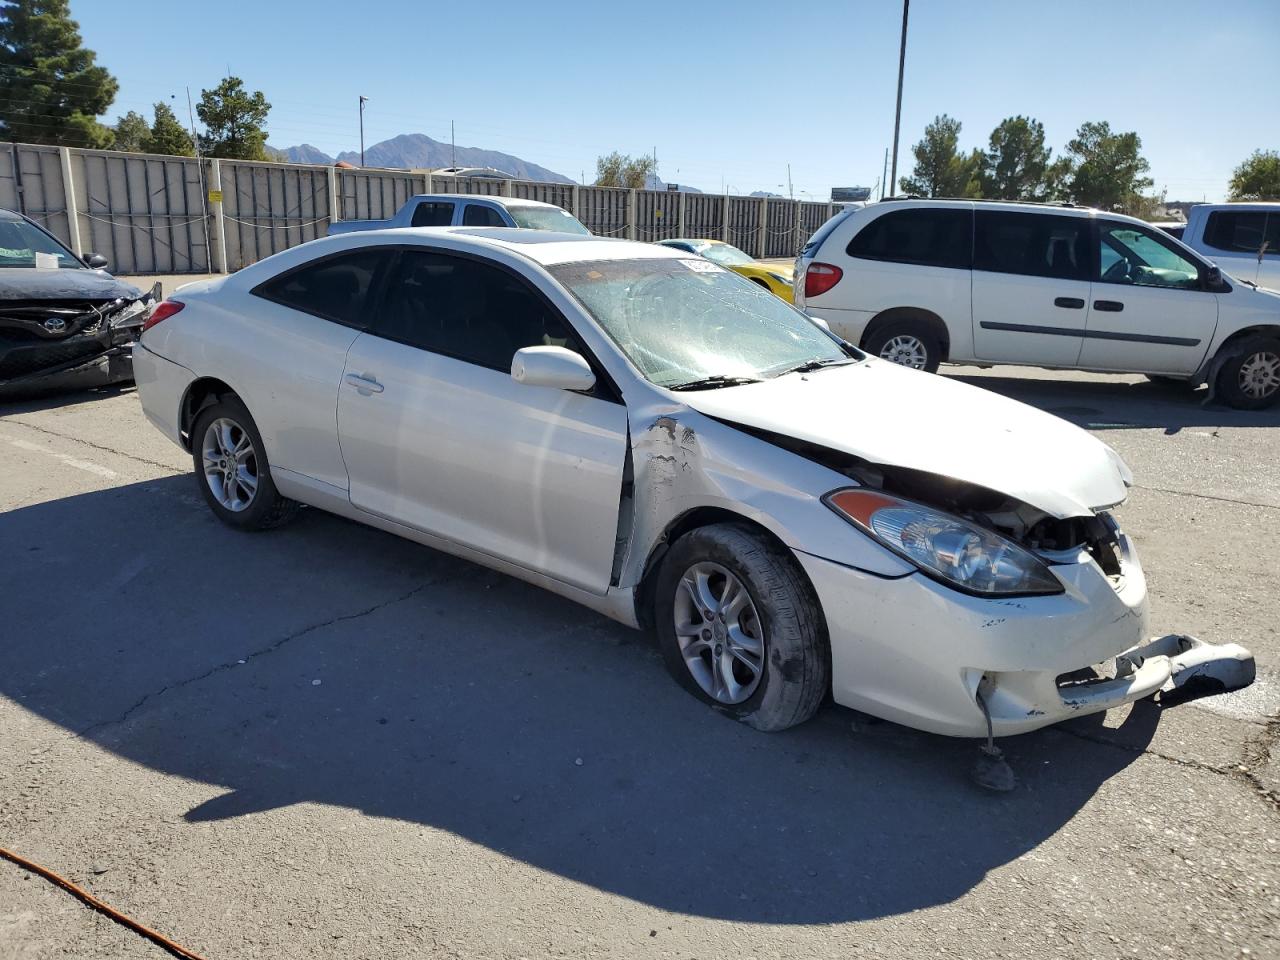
top-left (142, 101), bottom-right (193, 156)
top-left (112, 109), bottom-right (148, 151)
top-left (1228, 150), bottom-right (1280, 201)
top-left (980, 115), bottom-right (1060, 200)
top-left (899, 115), bottom-right (981, 198)
top-left (0, 0), bottom-right (118, 147)
top-left (196, 76), bottom-right (270, 160)
top-left (594, 151), bottom-right (655, 189)
top-left (1064, 121), bottom-right (1152, 211)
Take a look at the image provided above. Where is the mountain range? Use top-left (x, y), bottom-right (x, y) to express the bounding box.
top-left (277, 133), bottom-right (574, 183)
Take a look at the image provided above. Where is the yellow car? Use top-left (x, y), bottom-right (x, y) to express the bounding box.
top-left (656, 238), bottom-right (795, 302)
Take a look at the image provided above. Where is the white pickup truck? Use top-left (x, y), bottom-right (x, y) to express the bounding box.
top-left (327, 194), bottom-right (590, 237)
top-left (1180, 203), bottom-right (1280, 290)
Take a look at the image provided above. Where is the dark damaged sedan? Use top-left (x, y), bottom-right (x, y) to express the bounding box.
top-left (0, 208), bottom-right (157, 396)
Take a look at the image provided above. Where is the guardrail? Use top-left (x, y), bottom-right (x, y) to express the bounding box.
top-left (0, 142), bottom-right (838, 274)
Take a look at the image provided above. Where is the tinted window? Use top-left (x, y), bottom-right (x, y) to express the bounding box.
top-left (974, 211), bottom-right (1089, 281)
top-left (410, 202), bottom-right (454, 227)
top-left (846, 208), bottom-right (971, 269)
top-left (462, 204), bottom-right (507, 227)
top-left (801, 206), bottom-right (855, 257)
top-left (1203, 210), bottom-right (1266, 253)
top-left (1097, 221), bottom-right (1201, 290)
top-left (255, 250), bottom-right (386, 326)
top-left (374, 251), bottom-right (579, 370)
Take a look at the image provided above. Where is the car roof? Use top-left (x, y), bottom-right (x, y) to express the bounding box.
top-left (0, 207), bottom-right (25, 222)
top-left (873, 197), bottom-right (1100, 218)
top-left (659, 238), bottom-right (723, 246)
top-left (408, 194), bottom-right (561, 210)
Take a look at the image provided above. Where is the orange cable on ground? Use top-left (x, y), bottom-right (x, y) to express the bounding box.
top-left (0, 846), bottom-right (209, 960)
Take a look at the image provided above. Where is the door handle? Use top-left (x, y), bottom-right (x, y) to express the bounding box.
top-left (1094, 300), bottom-right (1124, 312)
top-left (1054, 297), bottom-right (1085, 309)
top-left (345, 372), bottom-right (384, 395)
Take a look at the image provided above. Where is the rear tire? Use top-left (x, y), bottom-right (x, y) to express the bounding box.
top-left (191, 396), bottom-right (299, 530)
top-left (653, 523), bottom-right (829, 732)
top-left (863, 318), bottom-right (943, 373)
top-left (1214, 336), bottom-right (1280, 410)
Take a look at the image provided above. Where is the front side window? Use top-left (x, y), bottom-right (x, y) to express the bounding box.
top-left (1097, 222), bottom-right (1202, 290)
top-left (0, 217), bottom-right (83, 269)
top-left (373, 251), bottom-right (579, 370)
top-left (846, 208), bottom-right (972, 269)
top-left (254, 249), bottom-right (387, 326)
top-left (974, 211), bottom-right (1089, 281)
top-left (410, 202), bottom-right (454, 227)
top-left (506, 205), bottom-right (591, 235)
top-left (462, 204), bottom-right (507, 227)
top-left (550, 258), bottom-right (850, 389)
top-left (1203, 210), bottom-right (1267, 254)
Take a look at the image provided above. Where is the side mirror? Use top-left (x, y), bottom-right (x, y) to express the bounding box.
top-left (84, 252), bottom-right (109, 270)
top-left (810, 315), bottom-right (831, 332)
top-left (1205, 265), bottom-right (1223, 290)
top-left (511, 345), bottom-right (596, 392)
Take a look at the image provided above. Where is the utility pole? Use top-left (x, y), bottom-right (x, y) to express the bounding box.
top-left (888, 0), bottom-right (909, 197)
top-left (358, 96), bottom-right (368, 166)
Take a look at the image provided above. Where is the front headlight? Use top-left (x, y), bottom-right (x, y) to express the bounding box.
top-left (824, 488), bottom-right (1064, 597)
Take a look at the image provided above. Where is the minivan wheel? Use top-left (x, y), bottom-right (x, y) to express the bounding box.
top-left (191, 396), bottom-right (299, 530)
top-left (864, 319), bottom-right (942, 373)
top-left (654, 523), bottom-right (829, 732)
top-left (1214, 336), bottom-right (1280, 410)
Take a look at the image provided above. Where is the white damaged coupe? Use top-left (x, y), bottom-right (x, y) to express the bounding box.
top-left (133, 228), bottom-right (1254, 741)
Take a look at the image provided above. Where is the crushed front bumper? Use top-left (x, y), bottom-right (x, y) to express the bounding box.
top-left (798, 534), bottom-right (1256, 738)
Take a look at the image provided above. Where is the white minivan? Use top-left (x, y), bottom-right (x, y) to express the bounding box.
top-left (795, 199), bottom-right (1280, 408)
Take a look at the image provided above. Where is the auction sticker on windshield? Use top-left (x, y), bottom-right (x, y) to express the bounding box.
top-left (679, 259), bottom-right (724, 274)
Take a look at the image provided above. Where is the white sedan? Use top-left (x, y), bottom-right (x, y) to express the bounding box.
top-left (132, 228), bottom-right (1252, 740)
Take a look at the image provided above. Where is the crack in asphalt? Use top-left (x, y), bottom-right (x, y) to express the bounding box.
top-left (1050, 718), bottom-right (1280, 814)
top-left (1130, 483), bottom-right (1280, 511)
top-left (0, 416), bottom-right (182, 473)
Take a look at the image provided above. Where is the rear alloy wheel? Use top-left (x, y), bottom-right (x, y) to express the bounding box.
top-left (1214, 336), bottom-right (1280, 410)
top-left (191, 397), bottom-right (299, 530)
top-left (654, 523), bottom-right (829, 732)
top-left (863, 318), bottom-right (942, 373)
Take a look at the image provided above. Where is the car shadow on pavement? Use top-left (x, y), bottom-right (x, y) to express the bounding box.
top-left (1, 474), bottom-right (1159, 925)
top-left (944, 371), bottom-right (1280, 433)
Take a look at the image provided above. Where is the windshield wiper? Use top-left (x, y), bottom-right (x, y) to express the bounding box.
top-left (776, 357), bottom-right (856, 376)
top-left (668, 374), bottom-right (763, 392)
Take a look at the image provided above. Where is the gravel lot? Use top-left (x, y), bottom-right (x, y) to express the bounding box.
top-left (1, 364), bottom-right (1277, 960)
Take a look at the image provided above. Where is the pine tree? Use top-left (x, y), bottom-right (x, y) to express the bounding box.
top-left (196, 77), bottom-right (270, 160)
top-left (0, 0), bottom-right (118, 147)
top-left (112, 109), bottom-right (148, 151)
top-left (143, 101), bottom-right (193, 157)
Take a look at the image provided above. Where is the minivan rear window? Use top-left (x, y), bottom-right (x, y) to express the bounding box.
top-left (845, 208), bottom-right (972, 269)
top-left (801, 207), bottom-right (856, 257)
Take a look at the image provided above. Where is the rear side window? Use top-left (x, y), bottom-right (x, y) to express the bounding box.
top-left (372, 250), bottom-right (580, 371)
top-left (410, 202), bottom-right (454, 227)
top-left (846, 208), bottom-right (972, 269)
top-left (974, 211), bottom-right (1089, 281)
top-left (801, 207), bottom-right (855, 257)
top-left (462, 204), bottom-right (507, 227)
top-left (1202, 210), bottom-right (1267, 254)
top-left (253, 250), bottom-right (387, 327)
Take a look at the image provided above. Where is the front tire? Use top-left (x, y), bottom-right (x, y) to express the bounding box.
top-left (863, 318), bottom-right (942, 373)
top-left (191, 396), bottom-right (299, 530)
top-left (654, 523), bottom-right (829, 732)
top-left (1214, 336), bottom-right (1280, 410)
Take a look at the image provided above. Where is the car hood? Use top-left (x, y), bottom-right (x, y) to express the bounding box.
top-left (680, 359), bottom-right (1131, 518)
top-left (0, 268), bottom-right (142, 302)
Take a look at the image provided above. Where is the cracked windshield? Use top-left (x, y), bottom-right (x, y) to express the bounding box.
top-left (551, 258), bottom-right (852, 388)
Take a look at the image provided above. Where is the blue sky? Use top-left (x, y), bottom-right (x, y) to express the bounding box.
top-left (76, 0), bottom-right (1277, 201)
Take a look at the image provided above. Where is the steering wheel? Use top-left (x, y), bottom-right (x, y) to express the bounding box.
top-left (1102, 256), bottom-right (1133, 283)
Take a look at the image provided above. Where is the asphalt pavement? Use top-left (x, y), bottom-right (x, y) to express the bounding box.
top-left (1, 365), bottom-right (1277, 960)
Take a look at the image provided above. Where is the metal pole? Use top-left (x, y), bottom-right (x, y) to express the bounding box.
top-left (358, 96), bottom-right (368, 166)
top-left (888, 0), bottom-right (909, 198)
top-left (881, 148), bottom-right (889, 200)
top-left (186, 86), bottom-right (214, 273)
top-left (451, 121), bottom-right (456, 169)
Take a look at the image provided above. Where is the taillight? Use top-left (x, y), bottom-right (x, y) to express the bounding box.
top-left (142, 300), bottom-right (184, 333)
top-left (804, 263), bottom-right (843, 298)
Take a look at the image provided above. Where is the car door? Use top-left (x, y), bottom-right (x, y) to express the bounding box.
top-left (335, 247), bottom-right (628, 593)
top-left (1077, 220), bottom-right (1219, 375)
top-left (971, 210), bottom-right (1092, 366)
top-left (246, 248), bottom-right (390, 491)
